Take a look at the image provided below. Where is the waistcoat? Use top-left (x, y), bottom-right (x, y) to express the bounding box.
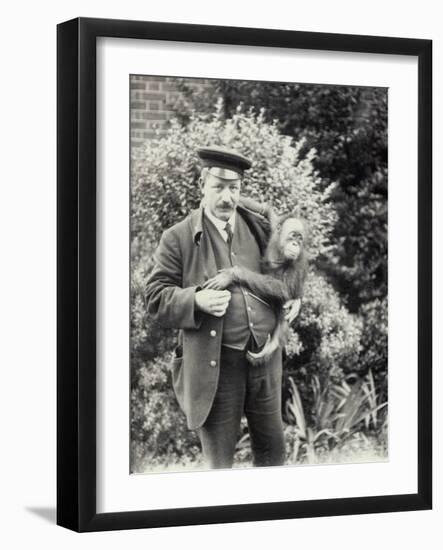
top-left (204, 213), bottom-right (277, 349)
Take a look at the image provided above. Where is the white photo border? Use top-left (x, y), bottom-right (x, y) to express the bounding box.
top-left (96, 37), bottom-right (418, 514)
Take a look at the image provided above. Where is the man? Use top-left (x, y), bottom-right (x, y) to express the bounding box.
top-left (145, 146), bottom-right (285, 468)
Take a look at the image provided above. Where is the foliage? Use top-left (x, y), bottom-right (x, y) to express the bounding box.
top-left (131, 258), bottom-right (177, 372)
top-left (284, 372), bottom-right (387, 464)
top-left (358, 297), bottom-right (388, 400)
top-left (284, 269), bottom-right (363, 418)
top-left (294, 271), bottom-right (363, 377)
top-left (130, 354), bottom-right (201, 471)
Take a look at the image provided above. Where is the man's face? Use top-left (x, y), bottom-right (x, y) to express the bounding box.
top-left (201, 170), bottom-right (241, 221)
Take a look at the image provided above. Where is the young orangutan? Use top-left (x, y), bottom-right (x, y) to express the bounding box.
top-left (203, 199), bottom-right (308, 364)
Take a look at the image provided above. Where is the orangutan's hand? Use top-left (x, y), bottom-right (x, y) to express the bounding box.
top-left (202, 268), bottom-right (235, 291)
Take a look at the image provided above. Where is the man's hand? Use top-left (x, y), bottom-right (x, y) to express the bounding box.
top-left (202, 268), bottom-right (235, 290)
top-left (195, 289), bottom-right (231, 317)
top-left (283, 298), bottom-right (301, 324)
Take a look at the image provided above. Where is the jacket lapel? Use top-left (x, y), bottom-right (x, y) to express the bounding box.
top-left (185, 205), bottom-right (270, 284)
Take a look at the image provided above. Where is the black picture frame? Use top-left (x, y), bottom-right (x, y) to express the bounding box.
top-left (57, 17), bottom-right (432, 532)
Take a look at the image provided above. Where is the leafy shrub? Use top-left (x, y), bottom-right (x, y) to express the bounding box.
top-left (131, 354), bottom-right (201, 470)
top-left (358, 298), bottom-right (388, 400)
top-left (296, 271), bottom-right (362, 376)
top-left (285, 270), bottom-right (363, 421)
top-left (131, 260), bottom-right (177, 373)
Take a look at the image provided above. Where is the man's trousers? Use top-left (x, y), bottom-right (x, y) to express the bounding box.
top-left (198, 345), bottom-right (286, 469)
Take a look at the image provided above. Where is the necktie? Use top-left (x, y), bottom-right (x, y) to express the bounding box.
top-left (224, 222), bottom-right (233, 245)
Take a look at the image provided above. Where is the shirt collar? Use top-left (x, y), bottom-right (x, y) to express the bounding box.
top-left (190, 206), bottom-right (249, 246)
top-left (204, 208), bottom-right (236, 240)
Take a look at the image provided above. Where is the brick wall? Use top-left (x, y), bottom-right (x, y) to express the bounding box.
top-left (130, 75), bottom-right (212, 147)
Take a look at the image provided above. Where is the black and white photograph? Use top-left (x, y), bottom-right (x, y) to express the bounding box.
top-left (1, 0), bottom-right (438, 544)
top-left (130, 75), bottom-right (389, 474)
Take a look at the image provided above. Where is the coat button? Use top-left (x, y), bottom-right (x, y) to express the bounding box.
top-left (210, 360), bottom-right (216, 367)
top-left (210, 330), bottom-right (216, 337)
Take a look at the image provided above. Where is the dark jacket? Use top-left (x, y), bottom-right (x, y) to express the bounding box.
top-left (145, 205), bottom-right (276, 429)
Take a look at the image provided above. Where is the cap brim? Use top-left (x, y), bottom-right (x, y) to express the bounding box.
top-left (207, 167), bottom-right (242, 180)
